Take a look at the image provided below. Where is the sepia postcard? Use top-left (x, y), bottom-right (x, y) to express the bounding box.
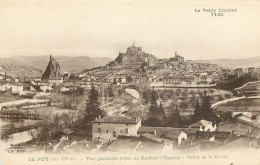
top-left (1, 1), bottom-right (260, 165)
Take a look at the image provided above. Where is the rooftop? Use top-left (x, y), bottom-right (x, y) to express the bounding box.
top-left (92, 116), bottom-right (140, 124)
top-left (138, 126), bottom-right (197, 137)
top-left (217, 137), bottom-right (253, 150)
top-left (106, 138), bottom-right (141, 153)
top-left (189, 120), bottom-right (213, 128)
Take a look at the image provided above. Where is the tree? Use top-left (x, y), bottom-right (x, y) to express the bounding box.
top-left (149, 90), bottom-right (158, 116)
top-left (107, 85), bottom-right (114, 98)
top-left (146, 102), bottom-right (166, 127)
top-left (150, 90), bottom-right (158, 105)
top-left (201, 91), bottom-right (210, 115)
top-left (176, 89), bottom-right (182, 97)
top-left (158, 102), bottom-right (167, 126)
top-left (218, 95), bottom-right (224, 101)
top-left (146, 90), bottom-right (167, 127)
top-left (158, 102), bottom-right (165, 115)
top-left (75, 87), bottom-right (84, 97)
top-left (179, 101), bottom-right (188, 110)
top-left (193, 100), bottom-right (202, 122)
top-left (84, 84), bottom-right (105, 127)
top-left (127, 76), bottom-right (132, 82)
top-left (182, 90), bottom-right (188, 97)
top-left (201, 90), bottom-right (217, 122)
top-left (225, 93), bottom-right (231, 99)
top-left (172, 106), bottom-right (182, 127)
top-left (142, 89), bottom-right (152, 105)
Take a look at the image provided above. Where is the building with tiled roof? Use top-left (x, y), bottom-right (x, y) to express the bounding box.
top-left (106, 138), bottom-right (141, 154)
top-left (92, 116), bottom-right (142, 143)
top-left (92, 116), bottom-right (140, 124)
top-left (189, 120), bottom-right (217, 132)
top-left (137, 126), bottom-right (197, 146)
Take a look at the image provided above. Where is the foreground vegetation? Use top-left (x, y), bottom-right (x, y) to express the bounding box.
top-left (216, 74), bottom-right (258, 91)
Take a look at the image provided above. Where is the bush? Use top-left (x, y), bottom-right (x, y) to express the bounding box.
top-left (225, 94), bottom-right (231, 99)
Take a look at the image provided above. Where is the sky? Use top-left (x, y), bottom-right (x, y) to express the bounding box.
top-left (0, 1), bottom-right (260, 60)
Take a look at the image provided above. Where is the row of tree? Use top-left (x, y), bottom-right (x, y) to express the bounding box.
top-left (145, 90), bottom-right (219, 128)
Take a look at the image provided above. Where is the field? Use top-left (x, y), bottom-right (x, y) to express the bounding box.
top-left (216, 98), bottom-right (260, 107)
top-left (8, 106), bottom-right (78, 116)
top-left (215, 98), bottom-right (260, 113)
top-left (157, 88), bottom-right (233, 110)
top-left (235, 81), bottom-right (260, 96)
top-left (0, 93), bottom-right (23, 103)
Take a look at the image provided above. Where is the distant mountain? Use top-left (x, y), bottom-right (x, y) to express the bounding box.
top-left (0, 56), bottom-right (113, 72)
top-left (194, 56), bottom-right (260, 68)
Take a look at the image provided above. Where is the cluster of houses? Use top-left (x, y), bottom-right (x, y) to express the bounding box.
top-left (75, 46), bottom-right (260, 89)
top-left (76, 52), bottom-right (224, 88)
top-left (3, 47), bottom-right (259, 95)
top-left (221, 67), bottom-right (260, 80)
top-left (0, 73), bottom-right (68, 96)
top-left (0, 83), bottom-right (37, 96)
top-left (46, 113), bottom-right (260, 154)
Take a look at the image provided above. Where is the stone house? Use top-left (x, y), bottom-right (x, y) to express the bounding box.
top-left (92, 116), bottom-right (142, 143)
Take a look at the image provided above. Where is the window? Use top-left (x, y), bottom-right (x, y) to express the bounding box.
top-left (126, 124), bottom-right (129, 126)
top-left (113, 131), bottom-right (116, 137)
top-left (105, 130), bottom-right (109, 133)
top-left (97, 137), bottom-right (100, 141)
top-left (98, 123), bottom-right (100, 125)
top-left (98, 128), bottom-right (101, 133)
top-left (125, 128), bottom-right (129, 134)
top-left (120, 130), bottom-right (123, 134)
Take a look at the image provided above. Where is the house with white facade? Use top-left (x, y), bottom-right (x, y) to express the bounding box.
top-left (40, 85), bottom-right (52, 93)
top-left (189, 120), bottom-right (217, 132)
top-left (92, 116), bottom-right (142, 143)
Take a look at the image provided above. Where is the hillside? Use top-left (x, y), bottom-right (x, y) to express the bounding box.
top-left (107, 44), bottom-right (157, 68)
top-left (0, 60), bottom-right (42, 78)
top-left (194, 55), bottom-right (260, 68)
top-left (0, 56), bottom-right (113, 73)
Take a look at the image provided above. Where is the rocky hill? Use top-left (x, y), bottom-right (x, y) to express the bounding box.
top-left (107, 44), bottom-right (157, 68)
top-left (41, 56), bottom-right (61, 81)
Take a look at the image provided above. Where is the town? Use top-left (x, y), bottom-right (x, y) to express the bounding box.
top-left (1, 43), bottom-right (260, 155)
